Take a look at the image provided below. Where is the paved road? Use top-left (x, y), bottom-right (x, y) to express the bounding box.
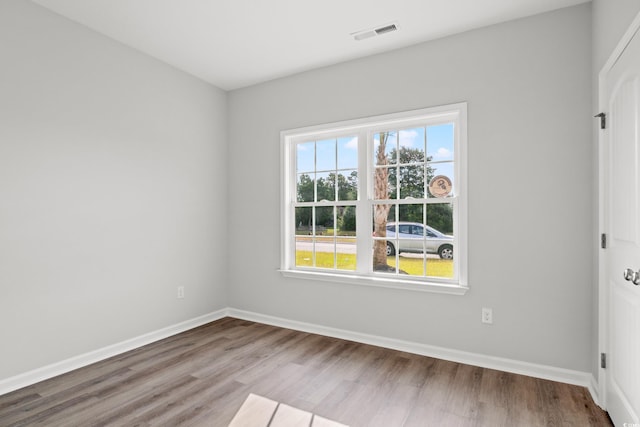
top-left (296, 241), bottom-right (356, 254)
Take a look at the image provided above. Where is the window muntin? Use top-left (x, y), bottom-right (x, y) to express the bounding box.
top-left (282, 104), bottom-right (467, 292)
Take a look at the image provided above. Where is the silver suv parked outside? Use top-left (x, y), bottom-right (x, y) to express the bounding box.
top-left (384, 222), bottom-right (453, 259)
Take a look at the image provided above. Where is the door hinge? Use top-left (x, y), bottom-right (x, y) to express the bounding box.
top-left (595, 112), bottom-right (606, 129)
top-left (601, 233), bottom-right (607, 249)
top-left (601, 352), bottom-right (607, 369)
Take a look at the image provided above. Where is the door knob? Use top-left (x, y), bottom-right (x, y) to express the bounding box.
top-left (623, 268), bottom-right (640, 285)
top-left (624, 268), bottom-right (635, 281)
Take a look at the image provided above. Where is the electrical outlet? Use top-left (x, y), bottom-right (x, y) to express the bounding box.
top-left (177, 286), bottom-right (185, 299)
top-left (482, 307), bottom-right (493, 324)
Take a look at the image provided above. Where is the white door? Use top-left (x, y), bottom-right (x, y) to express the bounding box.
top-left (603, 22), bottom-right (640, 426)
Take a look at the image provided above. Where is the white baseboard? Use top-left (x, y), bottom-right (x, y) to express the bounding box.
top-left (1, 306), bottom-right (602, 410)
top-left (0, 309), bottom-right (228, 396)
top-left (589, 374), bottom-right (603, 408)
top-left (227, 308), bottom-right (600, 404)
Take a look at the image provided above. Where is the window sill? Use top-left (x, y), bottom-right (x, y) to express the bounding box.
top-left (279, 269), bottom-right (469, 295)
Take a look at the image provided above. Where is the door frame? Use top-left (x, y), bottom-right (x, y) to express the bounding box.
top-left (598, 10), bottom-right (640, 410)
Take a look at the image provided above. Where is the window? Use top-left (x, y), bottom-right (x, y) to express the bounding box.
top-left (281, 104), bottom-right (467, 294)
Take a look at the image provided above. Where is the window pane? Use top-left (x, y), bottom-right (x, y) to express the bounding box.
top-left (394, 243), bottom-right (426, 277)
top-left (426, 203), bottom-right (453, 236)
top-left (315, 206), bottom-right (334, 235)
top-left (399, 165), bottom-right (425, 199)
top-left (336, 236), bottom-right (356, 271)
top-left (296, 141), bottom-right (315, 173)
top-left (373, 203), bottom-right (395, 237)
top-left (336, 206), bottom-right (356, 237)
top-left (398, 127), bottom-right (426, 163)
top-left (316, 139), bottom-right (336, 171)
top-left (373, 244), bottom-right (396, 273)
top-left (399, 204), bottom-right (424, 224)
top-left (401, 237), bottom-right (424, 254)
top-left (337, 136), bottom-right (358, 170)
top-left (395, 146), bottom-right (426, 165)
top-left (426, 258), bottom-right (454, 279)
top-left (372, 203), bottom-right (393, 272)
top-left (337, 171), bottom-right (357, 201)
top-left (374, 261), bottom-right (398, 274)
top-left (426, 202), bottom-right (454, 279)
top-left (295, 237), bottom-right (314, 267)
top-left (295, 207), bottom-right (312, 233)
top-left (295, 207), bottom-right (313, 268)
top-left (427, 162), bottom-right (454, 198)
top-left (427, 123), bottom-right (454, 162)
top-left (373, 166), bottom-right (395, 200)
top-left (297, 173), bottom-right (314, 202)
top-left (316, 172), bottom-right (334, 202)
top-left (374, 131), bottom-right (397, 165)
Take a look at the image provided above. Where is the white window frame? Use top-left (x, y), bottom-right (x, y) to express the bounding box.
top-left (280, 103), bottom-right (468, 295)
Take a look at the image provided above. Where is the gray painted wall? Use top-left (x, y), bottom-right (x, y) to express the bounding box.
top-left (0, 1), bottom-right (228, 379)
top-left (228, 5), bottom-right (593, 372)
top-left (593, 0), bottom-right (640, 71)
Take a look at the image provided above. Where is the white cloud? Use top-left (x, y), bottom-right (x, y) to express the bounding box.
top-left (345, 137), bottom-right (358, 149)
top-left (399, 130), bottom-right (419, 148)
top-left (434, 147), bottom-right (452, 158)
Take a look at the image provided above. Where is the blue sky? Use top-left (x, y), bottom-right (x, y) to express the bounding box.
top-left (296, 123), bottom-right (455, 175)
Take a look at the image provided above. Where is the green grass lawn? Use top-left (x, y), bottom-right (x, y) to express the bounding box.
top-left (296, 250), bottom-right (356, 271)
top-left (295, 251), bottom-right (453, 278)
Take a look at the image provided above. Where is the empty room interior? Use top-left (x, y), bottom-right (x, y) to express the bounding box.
top-left (1, 0), bottom-right (639, 426)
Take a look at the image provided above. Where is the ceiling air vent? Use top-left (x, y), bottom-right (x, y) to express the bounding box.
top-left (375, 24), bottom-right (397, 35)
top-left (352, 22), bottom-right (399, 41)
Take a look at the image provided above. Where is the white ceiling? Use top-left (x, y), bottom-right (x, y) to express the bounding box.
top-left (32, 0), bottom-right (590, 90)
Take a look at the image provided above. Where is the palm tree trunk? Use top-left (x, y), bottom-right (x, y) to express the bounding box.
top-left (373, 133), bottom-right (391, 268)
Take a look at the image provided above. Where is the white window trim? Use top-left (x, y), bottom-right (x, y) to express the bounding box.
top-left (280, 103), bottom-right (468, 295)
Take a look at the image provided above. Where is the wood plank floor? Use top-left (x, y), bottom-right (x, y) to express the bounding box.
top-left (0, 317), bottom-right (612, 427)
